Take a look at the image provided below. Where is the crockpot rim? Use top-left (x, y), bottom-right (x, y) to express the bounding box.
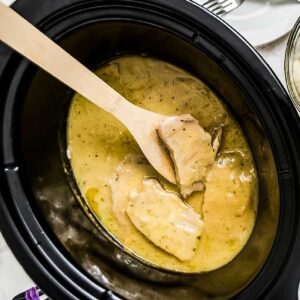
top-left (0, 1), bottom-right (299, 299)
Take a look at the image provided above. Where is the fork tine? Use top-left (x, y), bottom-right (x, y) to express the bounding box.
top-left (213, 9), bottom-right (226, 16)
top-left (213, 7), bottom-right (228, 15)
top-left (212, 0), bottom-right (229, 9)
top-left (209, 0), bottom-right (227, 12)
top-left (205, 2), bottom-right (219, 10)
top-left (211, 0), bottom-right (232, 14)
top-left (202, 0), bottom-right (242, 16)
top-left (205, 0), bottom-right (226, 10)
top-left (202, 0), bottom-right (218, 9)
top-left (225, 2), bottom-right (239, 12)
top-left (219, 2), bottom-right (239, 14)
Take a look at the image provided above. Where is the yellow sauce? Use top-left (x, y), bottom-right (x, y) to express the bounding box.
top-left (67, 56), bottom-right (258, 273)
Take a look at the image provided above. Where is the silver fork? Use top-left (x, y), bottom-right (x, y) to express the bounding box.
top-left (201, 0), bottom-right (244, 16)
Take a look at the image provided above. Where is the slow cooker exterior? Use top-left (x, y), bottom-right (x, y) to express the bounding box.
top-left (0, 0), bottom-right (300, 299)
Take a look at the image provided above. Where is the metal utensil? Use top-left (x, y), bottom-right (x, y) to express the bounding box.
top-left (285, 17), bottom-right (300, 114)
top-left (201, 0), bottom-right (244, 16)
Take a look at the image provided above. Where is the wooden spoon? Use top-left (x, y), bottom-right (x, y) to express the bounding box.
top-left (0, 2), bottom-right (176, 183)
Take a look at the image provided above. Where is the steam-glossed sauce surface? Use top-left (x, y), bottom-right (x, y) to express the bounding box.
top-left (67, 56), bottom-right (258, 273)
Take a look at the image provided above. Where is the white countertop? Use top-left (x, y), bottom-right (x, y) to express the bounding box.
top-left (0, 0), bottom-right (295, 299)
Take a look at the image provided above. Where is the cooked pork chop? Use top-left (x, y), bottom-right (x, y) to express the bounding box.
top-left (126, 178), bottom-right (204, 261)
top-left (109, 155), bottom-right (154, 226)
top-left (158, 115), bottom-right (217, 198)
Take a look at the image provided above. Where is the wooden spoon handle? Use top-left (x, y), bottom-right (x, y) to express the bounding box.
top-left (0, 3), bottom-right (176, 183)
top-left (0, 2), bottom-right (139, 120)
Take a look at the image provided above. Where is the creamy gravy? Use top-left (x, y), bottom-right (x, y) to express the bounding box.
top-left (67, 56), bottom-right (258, 273)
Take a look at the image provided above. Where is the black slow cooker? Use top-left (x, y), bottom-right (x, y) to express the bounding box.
top-left (0, 0), bottom-right (300, 299)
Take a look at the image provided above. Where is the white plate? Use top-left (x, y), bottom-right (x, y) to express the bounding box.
top-left (224, 1), bottom-right (300, 47)
top-left (191, 0), bottom-right (300, 47)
